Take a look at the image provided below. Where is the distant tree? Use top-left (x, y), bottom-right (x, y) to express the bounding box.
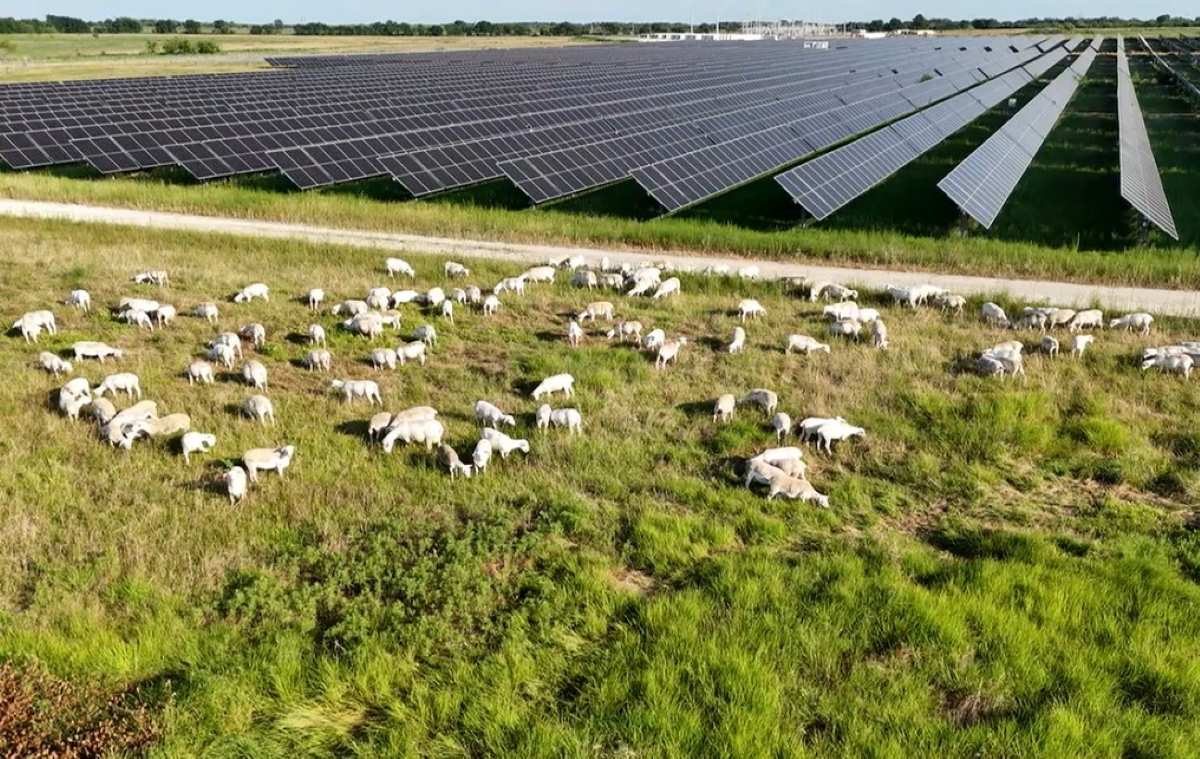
top-left (99, 16), bottom-right (142, 33)
top-left (1156, 13), bottom-right (1171, 24)
top-left (153, 19), bottom-right (178, 33)
top-left (273, 18), bottom-right (284, 31)
top-left (212, 19), bottom-right (232, 34)
top-left (472, 20), bottom-right (494, 35)
top-left (427, 24), bottom-right (444, 36)
top-left (911, 13), bottom-right (928, 29)
top-left (182, 19), bottom-right (202, 33)
top-left (45, 14), bottom-right (90, 33)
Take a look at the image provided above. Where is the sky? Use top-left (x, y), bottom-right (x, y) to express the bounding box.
top-left (29, 1), bottom-right (1200, 25)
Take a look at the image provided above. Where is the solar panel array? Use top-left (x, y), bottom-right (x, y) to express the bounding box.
top-left (938, 46), bottom-right (1097, 228)
top-left (772, 55), bottom-right (1049, 221)
top-left (1116, 37), bottom-right (1179, 240)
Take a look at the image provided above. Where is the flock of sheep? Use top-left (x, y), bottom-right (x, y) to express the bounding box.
top-left (9, 252), bottom-right (1185, 508)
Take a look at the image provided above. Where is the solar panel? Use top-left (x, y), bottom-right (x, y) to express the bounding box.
top-left (1116, 37), bottom-right (1179, 240)
top-left (938, 48), bottom-right (1096, 228)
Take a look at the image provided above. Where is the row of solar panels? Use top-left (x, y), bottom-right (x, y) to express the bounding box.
top-left (1116, 37), bottom-right (1179, 239)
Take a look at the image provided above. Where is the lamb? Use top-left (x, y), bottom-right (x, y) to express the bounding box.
top-left (94, 372), bottom-right (142, 399)
top-left (445, 261), bottom-right (470, 278)
top-left (413, 324), bottom-right (437, 347)
top-left (180, 432), bottom-right (216, 464)
top-left (934, 293), bottom-right (966, 316)
top-left (132, 270), bottom-right (170, 287)
top-left (397, 341), bottom-right (428, 366)
top-left (738, 299), bottom-right (767, 321)
top-left (1041, 336), bottom-right (1059, 357)
top-left (333, 299), bottom-right (369, 317)
top-left (766, 473), bottom-right (830, 507)
top-left (607, 320), bottom-right (643, 343)
top-left (424, 288), bottom-right (446, 309)
top-left (1068, 309), bottom-right (1104, 332)
top-left (330, 379), bottom-right (382, 405)
top-left (713, 393), bottom-right (736, 423)
top-left (572, 270), bottom-right (598, 290)
top-left (823, 302), bottom-right (860, 322)
top-left (910, 284), bottom-right (945, 306)
top-left (224, 466), bottom-right (248, 505)
top-left (815, 420), bottom-right (866, 454)
top-left (193, 302), bottom-right (219, 324)
top-left (386, 257), bottom-right (416, 278)
top-left (482, 295), bottom-right (501, 316)
top-left (370, 347), bottom-right (398, 370)
top-left (474, 400), bottom-right (516, 428)
top-left (118, 298), bottom-right (159, 315)
top-left (120, 309), bottom-right (154, 330)
top-left (982, 346), bottom-right (1025, 377)
top-left (241, 395), bottom-right (275, 425)
top-left (828, 319), bottom-right (862, 341)
top-left (66, 289), bottom-right (91, 312)
top-left (740, 388), bottom-right (778, 416)
top-left (797, 417), bottom-right (846, 443)
top-left (872, 320), bottom-right (889, 350)
top-left (578, 301), bottom-right (615, 322)
top-left (243, 445), bottom-right (296, 481)
top-left (771, 412), bottom-right (792, 441)
top-left (523, 266), bottom-right (556, 283)
top-left (141, 413), bottom-right (191, 438)
top-left (785, 335), bottom-right (832, 355)
top-left (567, 319), bottom-right (584, 347)
top-left (651, 278), bottom-right (680, 299)
top-left (743, 459), bottom-right (789, 490)
top-left (472, 439), bottom-right (493, 474)
top-left (655, 338), bottom-right (686, 369)
top-left (438, 444), bottom-right (473, 478)
top-left (727, 326), bottom-right (746, 354)
top-left (307, 288), bottom-right (325, 311)
top-left (440, 300), bottom-right (454, 323)
top-left (1142, 353), bottom-right (1193, 379)
top-left (642, 329), bottom-right (666, 352)
top-left (1109, 312), bottom-right (1154, 335)
top-left (481, 427), bottom-right (531, 459)
top-left (154, 304), bottom-right (177, 326)
top-left (242, 360), bottom-right (269, 390)
top-left (531, 373), bottom-right (575, 399)
top-left (211, 333), bottom-right (243, 358)
top-left (981, 302), bottom-right (1010, 328)
top-left (233, 283), bottom-right (269, 303)
top-left (73, 341), bottom-right (124, 362)
top-left (208, 342), bottom-right (237, 369)
top-left (536, 404), bottom-right (582, 434)
top-left (494, 276), bottom-right (526, 296)
top-left (1071, 334), bottom-right (1095, 358)
top-left (239, 323), bottom-right (266, 348)
top-left (308, 324), bottom-right (327, 346)
top-left (381, 418), bottom-right (445, 453)
top-left (38, 351), bottom-right (72, 377)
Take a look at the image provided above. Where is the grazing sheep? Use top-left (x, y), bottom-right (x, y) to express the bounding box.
top-left (642, 329), bottom-right (666, 352)
top-left (740, 388), bottom-right (778, 416)
top-left (651, 278), bottom-right (681, 299)
top-left (472, 439), bottom-right (493, 474)
top-left (12, 311), bottom-right (57, 343)
top-left (330, 379), bottom-right (382, 405)
top-left (821, 283), bottom-right (858, 302)
top-left (743, 460), bottom-right (790, 490)
top-left (413, 324), bottom-right (438, 347)
top-left (713, 393), bottom-right (736, 423)
top-left (239, 323), bottom-right (266, 348)
top-left (101, 401), bottom-right (159, 449)
top-left (241, 395), bottom-right (275, 425)
top-left (132, 270), bottom-right (170, 287)
top-left (738, 299), bottom-right (766, 322)
top-left (1046, 308), bottom-right (1076, 329)
top-left (975, 355), bottom-right (1007, 378)
top-left (981, 302), bottom-right (1010, 328)
top-left (567, 319), bottom-right (584, 347)
top-left (982, 346), bottom-right (1025, 378)
top-left (154, 304), bottom-right (177, 326)
top-left (141, 413), bottom-right (191, 438)
top-left (807, 281), bottom-right (834, 302)
top-left (855, 308), bottom-right (881, 324)
top-left (343, 313), bottom-right (384, 340)
top-left (522, 266), bottom-right (556, 284)
top-left (61, 376), bottom-right (91, 400)
top-left (766, 473), bottom-right (830, 507)
top-left (396, 341), bottom-right (427, 367)
top-left (1014, 310), bottom-right (1047, 331)
top-left (438, 444), bottom-right (473, 478)
top-left (89, 397), bottom-right (117, 425)
top-left (94, 372), bottom-right (142, 399)
top-left (307, 288), bottom-right (325, 311)
top-left (494, 276), bottom-right (527, 296)
top-left (58, 378), bottom-right (92, 420)
top-left (193, 302), bottom-right (219, 324)
top-left (378, 311), bottom-right (403, 331)
top-left (366, 288), bottom-right (391, 311)
top-left (120, 309), bottom-right (154, 330)
top-left (481, 427), bottom-right (531, 459)
top-left (424, 288), bottom-right (446, 309)
top-left (66, 289), bottom-right (92, 312)
top-left (38, 351), bottom-right (72, 377)
top-left (531, 373), bottom-right (575, 400)
top-left (1109, 312), bottom-right (1154, 335)
top-left (607, 320), bottom-right (643, 343)
top-left (118, 298), bottom-right (159, 315)
top-left (475, 400), bottom-right (516, 428)
top-left (828, 319), bottom-right (862, 341)
top-left (389, 290), bottom-right (420, 308)
top-left (208, 342), bottom-right (237, 369)
top-left (370, 347), bottom-right (398, 371)
top-left (771, 412), bottom-right (792, 441)
top-left (536, 404), bottom-right (582, 434)
top-left (242, 360), bottom-right (268, 390)
top-left (797, 417), bottom-right (846, 443)
top-left (600, 273), bottom-right (625, 289)
top-left (785, 335), bottom-right (832, 355)
top-left (823, 302), bottom-right (860, 322)
top-left (243, 445), bottom-right (296, 481)
top-left (367, 412), bottom-right (395, 442)
top-left (187, 360), bottom-right (215, 385)
top-left (452, 288), bottom-right (468, 304)
top-left (386, 257), bottom-right (415, 278)
top-left (333, 299), bottom-right (370, 317)
top-left (233, 283), bottom-right (269, 303)
top-left (727, 326), bottom-right (747, 354)
top-left (482, 294), bottom-right (501, 316)
top-left (704, 264), bottom-right (731, 277)
top-left (626, 277), bottom-right (657, 297)
top-left (655, 338), bottom-right (686, 369)
top-left (1071, 334), bottom-right (1095, 358)
top-left (224, 466), bottom-right (248, 505)
top-left (572, 270), bottom-right (598, 290)
top-left (73, 341), bottom-right (124, 363)
top-left (392, 406), bottom-right (439, 425)
top-left (305, 349), bottom-right (333, 372)
top-left (934, 293), bottom-right (966, 316)
top-left (381, 418), bottom-right (445, 453)
top-left (815, 420), bottom-right (866, 454)
top-left (445, 261), bottom-right (470, 278)
top-left (1069, 309), bottom-right (1104, 332)
top-left (738, 265), bottom-right (760, 280)
top-left (440, 300), bottom-right (454, 322)
top-left (885, 285), bottom-right (917, 308)
top-left (307, 323), bottom-right (327, 346)
top-left (578, 301), bottom-right (615, 322)
top-left (180, 432), bottom-right (216, 464)
top-left (1142, 353), bottom-right (1193, 379)
top-left (747, 447), bottom-right (807, 479)
top-left (1041, 336), bottom-right (1060, 357)
top-left (872, 320), bottom-right (889, 350)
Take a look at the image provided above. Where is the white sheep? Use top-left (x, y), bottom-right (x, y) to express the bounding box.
top-left (366, 288), bottom-right (391, 311)
top-left (737, 265), bottom-right (760, 280)
top-left (381, 418), bottom-right (445, 453)
top-left (738, 299), bottom-right (766, 322)
top-left (797, 417), bottom-right (846, 442)
top-left (766, 473), bottom-right (830, 507)
top-left (885, 285), bottom-right (917, 307)
top-left (872, 320), bottom-right (889, 350)
top-left (307, 288), bottom-right (325, 311)
top-left (1047, 308), bottom-right (1077, 329)
top-left (94, 372), bottom-right (141, 399)
top-left (132, 270), bottom-right (170, 287)
top-left (120, 309), bottom-right (154, 330)
top-left (38, 351), bottom-right (72, 377)
top-left (11, 317), bottom-right (42, 343)
top-left (440, 300), bottom-right (454, 323)
top-left (343, 313), bottom-right (384, 340)
top-left (536, 404), bottom-right (582, 434)
top-left (413, 324), bottom-right (437, 347)
top-left (243, 445), bottom-right (295, 481)
top-left (823, 302), bottom-right (860, 322)
top-left (118, 297), bottom-right (159, 314)
top-left (651, 278), bottom-right (680, 300)
top-left (58, 378), bottom-right (92, 420)
top-left (771, 413), bottom-right (792, 441)
top-left (452, 288), bottom-right (469, 304)
top-left (154, 304), bottom-right (177, 326)
top-left (704, 264), bottom-right (731, 277)
top-left (642, 329), bottom-right (666, 352)
top-left (445, 261), bottom-right (470, 278)
top-left (224, 466), bottom-right (248, 505)
top-left (821, 283), bottom-right (858, 302)
top-left (727, 326), bottom-right (746, 354)
top-left (578, 301), bottom-right (615, 323)
top-left (856, 308), bottom-right (881, 324)
top-left (523, 266), bottom-right (556, 283)
top-left (370, 347), bottom-right (398, 370)
top-left (305, 349), bottom-right (333, 372)
top-left (815, 420), bottom-right (866, 454)
top-left (14, 310), bottom-right (58, 341)
top-left (1072, 334), bottom-right (1095, 358)
top-left (713, 394), bottom-right (736, 423)
top-left (208, 342), bottom-right (237, 369)
top-left (655, 338), bottom-right (686, 369)
top-left (1014, 310), bottom-right (1047, 331)
top-left (242, 360), bottom-right (268, 390)
top-left (304, 324), bottom-right (326, 347)
top-left (975, 355), bottom-right (1007, 378)
top-left (233, 283), bottom-right (269, 303)
top-left (1109, 312), bottom-right (1154, 335)
top-left (785, 335), bottom-right (831, 355)
top-left (935, 293), bottom-right (966, 316)
top-left (531, 373), bottom-right (575, 400)
top-left (386, 258), bottom-right (415, 278)
top-left (494, 276), bottom-right (526, 296)
top-left (474, 400), bottom-right (516, 428)
top-left (390, 290), bottom-right (420, 307)
top-left (1069, 309), bottom-right (1104, 332)
top-left (747, 447), bottom-right (807, 480)
top-left (808, 281), bottom-right (834, 302)
top-left (572, 270), bottom-right (598, 290)
top-left (567, 319), bottom-right (584, 347)
top-left (607, 320), bottom-right (642, 343)
top-left (88, 397), bottom-right (116, 425)
top-left (66, 289), bottom-right (92, 312)
top-left (193, 302), bottom-right (219, 324)
top-left (482, 294), bottom-right (501, 316)
top-left (239, 323), bottom-right (266, 348)
top-left (424, 288), bottom-right (446, 309)
top-left (828, 319), bottom-right (862, 341)
top-left (391, 406), bottom-right (439, 424)
top-left (379, 311), bottom-right (403, 332)
top-left (331, 379), bottom-right (382, 405)
top-left (438, 444), bottom-right (473, 478)
top-left (1142, 353), bottom-right (1193, 379)
top-left (241, 395), bottom-right (275, 425)
top-left (397, 341), bottom-right (428, 366)
top-left (141, 413), bottom-right (191, 438)
top-left (981, 302), bottom-right (1010, 327)
top-left (472, 439), bottom-right (493, 474)
top-left (600, 273), bottom-right (625, 289)
top-left (187, 360), bottom-right (215, 384)
top-left (180, 432), bottom-right (216, 464)
top-left (481, 427), bottom-right (531, 459)
top-left (1041, 336), bottom-right (1059, 357)
top-left (73, 341), bottom-right (124, 362)
top-left (333, 299), bottom-right (370, 316)
top-left (740, 388), bottom-right (778, 416)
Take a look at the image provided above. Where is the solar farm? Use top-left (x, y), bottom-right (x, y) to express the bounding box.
top-left (2, 34), bottom-right (1197, 251)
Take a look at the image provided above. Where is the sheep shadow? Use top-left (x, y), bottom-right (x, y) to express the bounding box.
top-left (696, 336), bottom-right (726, 353)
top-left (335, 419), bottom-right (371, 443)
top-left (288, 358), bottom-right (313, 370)
top-left (534, 330), bottom-right (567, 344)
top-left (217, 371), bottom-right (245, 385)
top-left (285, 332), bottom-right (311, 346)
top-left (676, 399), bottom-right (717, 419)
top-left (223, 402), bottom-right (248, 420)
top-left (511, 378), bottom-right (542, 396)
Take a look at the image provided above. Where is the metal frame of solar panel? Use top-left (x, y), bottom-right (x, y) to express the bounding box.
top-left (937, 46), bottom-right (1096, 228)
top-left (1115, 36), bottom-right (1179, 240)
top-left (1143, 37), bottom-right (1200, 100)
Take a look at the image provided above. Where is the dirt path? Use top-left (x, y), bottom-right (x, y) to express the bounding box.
top-left (3, 198), bottom-right (1198, 317)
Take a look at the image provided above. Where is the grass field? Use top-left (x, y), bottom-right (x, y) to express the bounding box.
top-left (3, 217), bottom-right (1200, 755)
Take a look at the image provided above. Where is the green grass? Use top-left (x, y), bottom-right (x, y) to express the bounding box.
top-left (2, 217), bottom-right (1200, 755)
